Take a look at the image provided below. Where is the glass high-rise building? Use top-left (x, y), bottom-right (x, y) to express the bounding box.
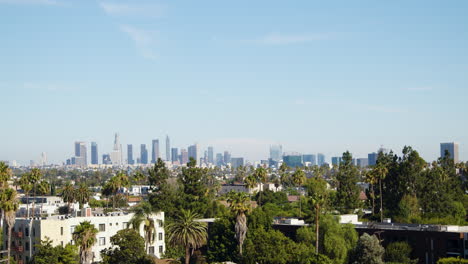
top-left (223, 151), bottom-right (231, 164)
top-left (270, 145), bottom-right (282, 162)
top-left (283, 154), bottom-right (303, 168)
top-left (74, 141), bottom-right (87, 166)
top-left (331, 157), bottom-right (342, 166)
top-left (127, 144), bottom-right (134, 165)
top-left (317, 153), bottom-right (325, 166)
top-left (141, 144), bottom-right (148, 164)
top-left (151, 139), bottom-right (160, 163)
top-left (208, 146), bottom-right (214, 164)
top-left (166, 136), bottom-right (170, 161)
top-left (171, 148), bottom-right (178, 163)
top-left (231, 157), bottom-right (244, 168)
top-left (440, 142), bottom-right (459, 163)
top-left (180, 149), bottom-right (189, 164)
top-left (91, 142), bottom-right (98, 165)
top-left (368, 152), bottom-right (377, 166)
top-left (302, 154), bottom-right (316, 166)
top-left (188, 144), bottom-right (198, 162)
top-left (216, 153), bottom-right (224, 166)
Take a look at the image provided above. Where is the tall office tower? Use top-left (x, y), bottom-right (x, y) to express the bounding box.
top-left (102, 154), bottom-right (112, 165)
top-left (283, 153), bottom-right (303, 168)
top-left (188, 144), bottom-right (198, 162)
top-left (368, 152), bottom-right (378, 166)
top-left (91, 142), bottom-right (98, 165)
top-left (203, 150), bottom-right (208, 164)
top-left (140, 144), bottom-right (148, 164)
top-left (223, 151), bottom-right (231, 164)
top-left (317, 153), bottom-right (325, 166)
top-left (331, 157), bottom-right (341, 166)
top-left (127, 144), bottom-right (134, 165)
top-left (180, 149), bottom-right (189, 164)
top-left (231, 157), bottom-right (244, 168)
top-left (207, 146), bottom-right (214, 164)
top-left (74, 141), bottom-right (87, 166)
top-left (171, 148), bottom-right (178, 163)
top-left (111, 133), bottom-right (122, 165)
top-left (151, 139), bottom-right (160, 163)
top-left (216, 153), bottom-right (224, 166)
top-left (165, 136), bottom-right (170, 161)
top-left (302, 154), bottom-right (316, 166)
top-left (357, 158), bottom-right (369, 168)
top-left (440, 142), bottom-right (459, 163)
top-left (40, 152), bottom-right (47, 166)
top-left (270, 145), bottom-right (283, 161)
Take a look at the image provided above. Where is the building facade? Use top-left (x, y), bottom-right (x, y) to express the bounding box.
top-left (440, 142), bottom-right (459, 163)
top-left (91, 142), bottom-right (98, 165)
top-left (151, 139), bottom-right (160, 164)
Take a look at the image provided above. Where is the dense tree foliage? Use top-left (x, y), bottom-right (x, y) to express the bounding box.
top-left (335, 151), bottom-right (360, 213)
top-left (30, 238), bottom-right (78, 264)
top-left (101, 229), bottom-right (154, 264)
top-left (350, 233), bottom-right (384, 264)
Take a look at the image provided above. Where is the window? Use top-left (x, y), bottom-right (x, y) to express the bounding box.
top-left (109, 223), bottom-right (112, 226)
top-left (148, 246), bottom-right (155, 254)
top-left (99, 237), bottom-right (106, 246)
top-left (25, 228), bottom-right (29, 237)
top-left (159, 246), bottom-right (163, 254)
top-left (123, 222), bottom-right (128, 229)
top-left (25, 242), bottom-right (30, 251)
top-left (158, 220), bottom-right (163, 227)
top-left (60, 227), bottom-right (63, 235)
top-left (99, 224), bottom-right (105, 232)
top-left (158, 233), bottom-right (163, 241)
top-left (32, 228), bottom-right (36, 237)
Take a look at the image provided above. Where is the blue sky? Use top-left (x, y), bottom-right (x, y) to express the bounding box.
top-left (1, 0), bottom-right (467, 165)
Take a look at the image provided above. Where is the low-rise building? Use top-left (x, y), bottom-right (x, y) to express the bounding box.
top-left (6, 210), bottom-right (165, 264)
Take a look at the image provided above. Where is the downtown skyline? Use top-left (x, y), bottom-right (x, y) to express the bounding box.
top-left (1, 0), bottom-right (468, 164)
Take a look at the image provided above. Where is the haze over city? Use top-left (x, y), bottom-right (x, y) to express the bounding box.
top-left (1, 0), bottom-right (468, 164)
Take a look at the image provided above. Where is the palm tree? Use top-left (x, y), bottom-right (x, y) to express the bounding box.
top-left (306, 177), bottom-right (327, 254)
top-left (244, 174), bottom-right (257, 196)
top-left (252, 167), bottom-right (267, 206)
top-left (104, 176), bottom-right (121, 209)
top-left (291, 168), bottom-right (306, 217)
top-left (61, 182), bottom-right (76, 214)
top-left (364, 170), bottom-right (378, 215)
top-left (75, 183), bottom-right (90, 209)
top-left (166, 209), bottom-right (207, 264)
top-left (372, 163), bottom-right (389, 222)
top-left (0, 161), bottom-right (12, 234)
top-left (227, 191), bottom-right (251, 255)
top-left (19, 175), bottom-right (33, 218)
top-left (0, 188), bottom-right (19, 264)
top-left (130, 202), bottom-right (156, 252)
top-left (72, 221), bottom-right (98, 264)
top-left (28, 168), bottom-right (42, 218)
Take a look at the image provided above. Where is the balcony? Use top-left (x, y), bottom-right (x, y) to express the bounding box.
top-left (13, 231), bottom-right (23, 238)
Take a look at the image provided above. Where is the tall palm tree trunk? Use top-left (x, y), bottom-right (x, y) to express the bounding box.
top-left (371, 185), bottom-right (375, 215)
top-left (185, 245), bottom-right (190, 264)
top-left (380, 180), bottom-right (383, 222)
top-left (7, 224), bottom-right (11, 264)
top-left (26, 193), bottom-right (30, 218)
top-left (315, 205), bottom-right (319, 254)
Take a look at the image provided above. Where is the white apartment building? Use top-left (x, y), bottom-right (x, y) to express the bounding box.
top-left (6, 210), bottom-right (165, 264)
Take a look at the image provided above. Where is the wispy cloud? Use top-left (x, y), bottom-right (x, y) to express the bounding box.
top-left (120, 25), bottom-right (157, 59)
top-left (248, 32), bottom-right (332, 45)
top-left (99, 2), bottom-right (164, 17)
top-left (0, 0), bottom-right (61, 5)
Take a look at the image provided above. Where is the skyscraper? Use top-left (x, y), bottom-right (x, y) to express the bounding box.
top-left (40, 152), bottom-right (47, 166)
top-left (317, 153), bottom-right (325, 166)
top-left (216, 153), bottom-right (224, 166)
top-left (231, 157), bottom-right (244, 168)
top-left (440, 142), bottom-right (459, 163)
top-left (188, 144), bottom-right (198, 162)
top-left (165, 135), bottom-right (170, 161)
top-left (102, 154), bottom-right (111, 165)
top-left (368, 152), bottom-right (377, 166)
top-left (223, 151), bottom-right (231, 164)
top-left (207, 146), bottom-right (214, 164)
top-left (331, 157), bottom-right (341, 166)
top-left (302, 154), bottom-right (316, 166)
top-left (180, 149), bottom-right (189, 164)
top-left (74, 141), bottom-right (87, 166)
top-left (91, 142), bottom-right (98, 165)
top-left (111, 133), bottom-right (122, 165)
top-left (151, 139), bottom-right (160, 163)
top-left (283, 153), bottom-right (303, 168)
top-left (270, 145), bottom-right (283, 161)
top-left (140, 144), bottom-right (148, 164)
top-left (127, 144), bottom-right (134, 165)
top-left (357, 158), bottom-right (369, 167)
top-left (171, 148), bottom-right (178, 163)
